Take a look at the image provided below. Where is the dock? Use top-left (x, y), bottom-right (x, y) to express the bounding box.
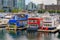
top-left (6, 27), bottom-right (27, 30)
top-left (38, 29), bottom-right (58, 33)
top-left (0, 26), bottom-right (59, 33)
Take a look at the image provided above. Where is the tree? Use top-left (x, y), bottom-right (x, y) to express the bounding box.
top-left (0, 10), bottom-right (4, 12)
top-left (11, 9), bottom-right (19, 13)
top-left (38, 10), bottom-right (45, 13)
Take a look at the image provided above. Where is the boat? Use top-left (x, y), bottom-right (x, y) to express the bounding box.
top-left (27, 17), bottom-right (43, 31)
top-left (8, 14), bottom-right (28, 30)
top-left (40, 12), bottom-right (57, 30)
top-left (0, 18), bottom-right (9, 28)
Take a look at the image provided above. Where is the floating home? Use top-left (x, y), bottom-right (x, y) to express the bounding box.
top-left (27, 17), bottom-right (43, 31)
top-left (8, 14), bottom-right (28, 29)
top-left (41, 12), bottom-right (58, 30)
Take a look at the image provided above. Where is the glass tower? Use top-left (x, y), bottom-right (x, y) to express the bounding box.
top-left (17, 0), bottom-right (25, 10)
top-left (0, 0), bottom-right (25, 12)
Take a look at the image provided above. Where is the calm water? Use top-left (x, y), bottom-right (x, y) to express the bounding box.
top-left (0, 29), bottom-right (60, 40)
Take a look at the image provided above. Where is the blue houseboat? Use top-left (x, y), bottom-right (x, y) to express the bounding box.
top-left (8, 14), bottom-right (28, 29)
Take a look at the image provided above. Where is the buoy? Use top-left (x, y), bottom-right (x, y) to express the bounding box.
top-left (41, 27), bottom-right (44, 30)
top-left (45, 27), bottom-right (48, 30)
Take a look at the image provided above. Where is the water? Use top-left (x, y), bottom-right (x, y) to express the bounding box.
top-left (0, 29), bottom-right (60, 40)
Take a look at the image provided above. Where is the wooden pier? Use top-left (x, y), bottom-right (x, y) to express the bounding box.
top-left (0, 24), bottom-right (59, 33)
top-left (38, 29), bottom-right (58, 33)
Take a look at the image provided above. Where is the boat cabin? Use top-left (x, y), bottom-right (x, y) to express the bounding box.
top-left (13, 14), bottom-right (28, 21)
top-left (27, 18), bottom-right (43, 30)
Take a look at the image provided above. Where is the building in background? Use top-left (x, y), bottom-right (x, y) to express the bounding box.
top-left (45, 5), bottom-right (60, 11)
top-left (37, 4), bottom-right (45, 10)
top-left (27, 2), bottom-right (37, 11)
top-left (17, 0), bottom-right (25, 10)
top-left (0, 0), bottom-right (25, 12)
top-left (45, 0), bottom-right (60, 11)
top-left (0, 0), bottom-right (2, 10)
top-left (57, 0), bottom-right (60, 5)
top-left (2, 0), bottom-right (15, 12)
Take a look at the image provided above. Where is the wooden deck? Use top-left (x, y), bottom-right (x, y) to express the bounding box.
top-left (38, 29), bottom-right (58, 33)
top-left (0, 27), bottom-right (59, 33)
top-left (6, 27), bottom-right (27, 30)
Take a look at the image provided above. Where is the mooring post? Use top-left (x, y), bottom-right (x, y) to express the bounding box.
top-left (58, 29), bottom-right (60, 34)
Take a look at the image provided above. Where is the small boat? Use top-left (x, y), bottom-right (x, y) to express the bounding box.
top-left (0, 18), bottom-right (9, 28)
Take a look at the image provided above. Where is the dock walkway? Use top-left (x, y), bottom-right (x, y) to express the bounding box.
top-left (38, 29), bottom-right (58, 33)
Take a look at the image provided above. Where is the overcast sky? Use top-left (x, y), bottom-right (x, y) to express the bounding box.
top-left (26, 0), bottom-right (57, 5)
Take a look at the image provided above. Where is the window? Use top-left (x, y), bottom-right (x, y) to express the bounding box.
top-left (45, 17), bottom-right (51, 20)
top-left (29, 24), bottom-right (38, 27)
top-left (33, 20), bottom-right (37, 22)
top-left (44, 24), bottom-right (52, 27)
top-left (28, 20), bottom-right (32, 22)
top-left (40, 21), bottom-right (43, 27)
top-left (29, 20), bottom-right (37, 23)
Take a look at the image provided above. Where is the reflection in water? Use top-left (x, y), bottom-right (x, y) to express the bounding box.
top-left (5, 33), bottom-right (15, 40)
top-left (37, 32), bottom-right (43, 40)
top-left (0, 30), bottom-right (6, 40)
top-left (44, 33), bottom-right (52, 40)
top-left (0, 29), bottom-right (60, 40)
top-left (16, 30), bottom-right (27, 40)
top-left (27, 32), bottom-right (37, 40)
top-left (8, 30), bottom-right (17, 39)
top-left (57, 33), bottom-right (60, 39)
top-left (37, 32), bottom-right (56, 40)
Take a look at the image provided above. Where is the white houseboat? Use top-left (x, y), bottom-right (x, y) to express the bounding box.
top-left (41, 12), bottom-right (58, 30)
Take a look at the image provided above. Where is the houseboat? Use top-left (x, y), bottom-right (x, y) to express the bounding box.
top-left (8, 14), bottom-right (28, 30)
top-left (40, 12), bottom-right (58, 30)
top-left (27, 17), bottom-right (43, 31)
top-left (0, 18), bottom-right (9, 28)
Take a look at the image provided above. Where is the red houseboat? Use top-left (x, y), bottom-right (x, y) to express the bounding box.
top-left (27, 17), bottom-right (43, 31)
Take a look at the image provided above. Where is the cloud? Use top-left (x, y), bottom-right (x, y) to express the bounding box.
top-left (30, 0), bottom-right (42, 4)
top-left (30, 0), bottom-right (57, 5)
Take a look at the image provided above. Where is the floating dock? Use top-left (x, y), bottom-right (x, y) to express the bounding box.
top-left (0, 26), bottom-right (59, 33)
top-left (6, 27), bottom-right (27, 30)
top-left (38, 29), bottom-right (58, 33)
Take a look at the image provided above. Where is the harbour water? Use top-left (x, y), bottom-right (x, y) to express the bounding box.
top-left (0, 29), bottom-right (60, 40)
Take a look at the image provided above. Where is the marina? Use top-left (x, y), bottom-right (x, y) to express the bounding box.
top-left (0, 12), bottom-right (60, 40)
top-left (0, 12), bottom-right (60, 33)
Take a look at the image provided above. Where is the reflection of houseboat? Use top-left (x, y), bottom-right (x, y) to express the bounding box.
top-left (27, 17), bottom-right (43, 31)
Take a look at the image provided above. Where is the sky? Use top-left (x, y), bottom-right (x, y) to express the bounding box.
top-left (26, 0), bottom-right (57, 5)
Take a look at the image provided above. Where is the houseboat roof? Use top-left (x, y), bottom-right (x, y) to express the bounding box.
top-left (28, 18), bottom-right (43, 20)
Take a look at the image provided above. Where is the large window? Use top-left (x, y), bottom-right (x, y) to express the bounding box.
top-left (44, 17), bottom-right (51, 20)
top-left (44, 24), bottom-right (52, 27)
top-left (29, 24), bottom-right (38, 28)
top-left (40, 21), bottom-right (43, 27)
top-left (29, 20), bottom-right (37, 23)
